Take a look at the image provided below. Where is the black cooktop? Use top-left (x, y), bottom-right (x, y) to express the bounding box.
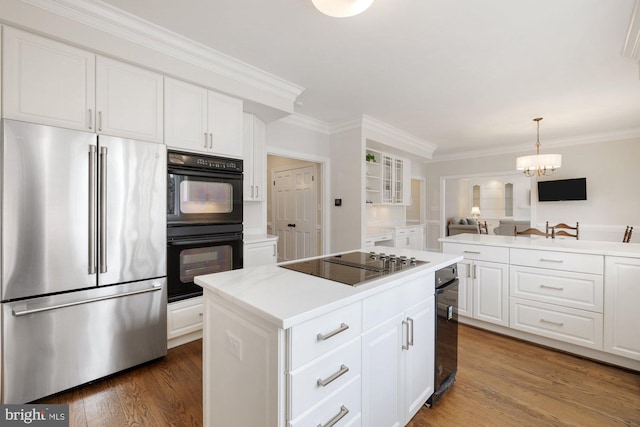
top-left (279, 251), bottom-right (428, 286)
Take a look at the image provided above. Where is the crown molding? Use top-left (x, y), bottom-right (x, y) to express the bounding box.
top-left (430, 127), bottom-right (640, 163)
top-left (19, 0), bottom-right (305, 102)
top-left (360, 115), bottom-right (438, 159)
top-left (623, 0), bottom-right (640, 75)
top-left (279, 113), bottom-right (332, 134)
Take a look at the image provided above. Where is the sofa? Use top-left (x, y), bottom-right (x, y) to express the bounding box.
top-left (447, 218), bottom-right (481, 236)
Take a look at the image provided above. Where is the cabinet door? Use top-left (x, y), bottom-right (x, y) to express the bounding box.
top-left (208, 90), bottom-right (243, 158)
top-left (243, 241), bottom-right (277, 267)
top-left (473, 261), bottom-right (509, 326)
top-left (404, 297), bottom-right (434, 421)
top-left (96, 56), bottom-right (163, 143)
top-left (251, 116), bottom-right (266, 200)
top-left (3, 27), bottom-right (95, 131)
top-left (394, 158), bottom-right (404, 204)
top-left (457, 261), bottom-right (473, 318)
top-left (604, 257), bottom-right (640, 360)
top-left (362, 313), bottom-right (404, 427)
top-left (164, 77), bottom-right (208, 152)
top-left (382, 155), bottom-right (394, 204)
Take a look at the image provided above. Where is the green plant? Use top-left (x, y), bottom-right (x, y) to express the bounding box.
top-left (366, 153), bottom-right (376, 162)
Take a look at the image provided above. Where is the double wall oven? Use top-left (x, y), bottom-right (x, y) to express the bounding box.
top-left (167, 150), bottom-right (243, 302)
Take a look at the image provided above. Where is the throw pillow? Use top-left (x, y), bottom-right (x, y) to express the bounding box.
top-left (467, 218), bottom-right (477, 226)
top-left (459, 218), bottom-right (468, 225)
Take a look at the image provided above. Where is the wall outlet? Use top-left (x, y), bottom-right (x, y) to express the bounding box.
top-left (225, 330), bottom-right (243, 361)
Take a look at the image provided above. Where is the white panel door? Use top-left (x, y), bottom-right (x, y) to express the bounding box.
top-left (404, 297), bottom-right (435, 421)
top-left (96, 56), bottom-right (164, 143)
top-left (362, 313), bottom-right (404, 427)
top-left (164, 77), bottom-right (208, 152)
top-left (604, 257), bottom-right (640, 360)
top-left (3, 27), bottom-right (95, 131)
top-left (274, 169), bottom-right (295, 262)
top-left (208, 90), bottom-right (243, 158)
top-left (473, 261), bottom-right (509, 326)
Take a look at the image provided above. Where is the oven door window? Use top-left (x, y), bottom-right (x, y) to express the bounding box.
top-left (180, 180), bottom-right (233, 214)
top-left (179, 245), bottom-right (233, 283)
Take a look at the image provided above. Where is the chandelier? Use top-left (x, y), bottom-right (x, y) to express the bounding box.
top-left (516, 117), bottom-right (562, 177)
top-left (312, 0), bottom-right (375, 17)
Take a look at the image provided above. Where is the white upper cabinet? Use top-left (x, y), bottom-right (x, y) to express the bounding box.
top-left (96, 56), bottom-right (163, 143)
top-left (2, 27), bottom-right (163, 143)
top-left (2, 26), bottom-right (95, 131)
top-left (243, 113), bottom-right (266, 201)
top-left (165, 77), bottom-right (243, 158)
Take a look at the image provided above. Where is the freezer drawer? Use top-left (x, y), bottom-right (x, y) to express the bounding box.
top-left (1, 278), bottom-right (167, 404)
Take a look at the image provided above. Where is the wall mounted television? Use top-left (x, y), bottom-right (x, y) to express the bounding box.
top-left (537, 178), bottom-right (587, 202)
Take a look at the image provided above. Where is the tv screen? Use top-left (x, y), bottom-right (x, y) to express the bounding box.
top-left (538, 178), bottom-right (587, 202)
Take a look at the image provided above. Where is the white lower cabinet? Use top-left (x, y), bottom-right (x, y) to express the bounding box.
top-left (604, 256), bottom-right (640, 360)
top-left (444, 243), bottom-right (509, 326)
top-left (244, 237), bottom-right (278, 267)
top-left (167, 296), bottom-right (203, 348)
top-left (202, 270), bottom-right (436, 427)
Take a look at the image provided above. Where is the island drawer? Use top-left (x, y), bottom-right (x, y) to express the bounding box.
top-left (510, 248), bottom-right (603, 274)
top-left (510, 266), bottom-right (603, 312)
top-left (510, 297), bottom-right (603, 350)
top-left (288, 337), bottom-right (361, 420)
top-left (288, 302), bottom-right (362, 370)
top-left (442, 242), bottom-right (509, 263)
top-left (288, 376), bottom-right (361, 427)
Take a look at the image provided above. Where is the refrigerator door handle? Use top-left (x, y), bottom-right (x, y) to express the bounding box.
top-left (12, 283), bottom-right (163, 317)
top-left (99, 146), bottom-right (108, 273)
top-left (89, 145), bottom-right (97, 274)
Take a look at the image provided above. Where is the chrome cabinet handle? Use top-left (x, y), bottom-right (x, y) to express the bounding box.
top-left (272, 244), bottom-right (276, 257)
top-left (473, 264), bottom-right (477, 280)
top-left (540, 318), bottom-right (564, 327)
top-left (466, 266), bottom-right (471, 279)
top-left (402, 319), bottom-right (410, 350)
top-left (209, 132), bottom-right (213, 149)
top-left (317, 364), bottom-right (349, 387)
top-left (464, 250), bottom-right (481, 254)
top-left (540, 284), bottom-right (564, 291)
top-left (88, 145), bottom-right (97, 274)
top-left (317, 406), bottom-right (349, 427)
top-left (99, 146), bottom-right (108, 273)
top-left (317, 323), bottom-right (349, 341)
top-left (88, 109), bottom-right (93, 130)
top-left (540, 258), bottom-right (563, 263)
top-left (407, 317), bottom-right (414, 347)
top-left (251, 185), bottom-right (254, 198)
top-left (255, 185), bottom-right (259, 199)
top-left (98, 111), bottom-right (103, 131)
top-left (204, 132), bottom-right (208, 149)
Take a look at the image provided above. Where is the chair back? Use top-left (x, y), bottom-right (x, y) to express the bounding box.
top-left (479, 221), bottom-right (488, 234)
top-left (549, 222), bottom-right (579, 240)
top-left (515, 226), bottom-right (548, 238)
top-left (623, 226), bottom-right (633, 243)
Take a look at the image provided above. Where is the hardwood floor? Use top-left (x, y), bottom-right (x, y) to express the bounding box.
top-left (38, 325), bottom-right (640, 426)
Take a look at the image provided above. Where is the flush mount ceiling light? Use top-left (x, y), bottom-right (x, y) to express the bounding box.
top-left (312, 0), bottom-right (374, 17)
top-left (516, 117), bottom-right (562, 177)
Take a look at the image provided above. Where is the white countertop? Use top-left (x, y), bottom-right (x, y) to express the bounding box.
top-left (195, 248), bottom-right (461, 329)
top-left (440, 233), bottom-right (640, 258)
top-left (243, 233), bottom-right (278, 243)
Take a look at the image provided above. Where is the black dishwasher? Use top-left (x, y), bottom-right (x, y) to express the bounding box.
top-left (427, 263), bottom-right (459, 406)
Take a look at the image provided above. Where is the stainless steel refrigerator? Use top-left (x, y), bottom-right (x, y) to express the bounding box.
top-left (1, 119), bottom-right (167, 403)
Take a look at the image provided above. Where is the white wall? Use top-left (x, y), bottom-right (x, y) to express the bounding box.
top-left (426, 137), bottom-right (640, 248)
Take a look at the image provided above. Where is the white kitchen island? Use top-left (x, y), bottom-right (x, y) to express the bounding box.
top-left (440, 233), bottom-right (640, 371)
top-left (195, 248), bottom-right (461, 427)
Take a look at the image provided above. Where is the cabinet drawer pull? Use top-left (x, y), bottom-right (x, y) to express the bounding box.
top-left (317, 323), bottom-right (349, 341)
top-left (88, 108), bottom-right (93, 130)
top-left (540, 258), bottom-right (564, 263)
top-left (463, 250), bottom-right (481, 254)
top-left (98, 111), bottom-right (103, 131)
top-left (540, 318), bottom-right (564, 327)
top-left (317, 405), bottom-right (349, 427)
top-left (204, 132), bottom-right (208, 148)
top-left (316, 364), bottom-right (349, 387)
top-left (540, 284), bottom-right (564, 291)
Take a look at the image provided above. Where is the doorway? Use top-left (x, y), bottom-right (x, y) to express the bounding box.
top-left (267, 155), bottom-right (323, 262)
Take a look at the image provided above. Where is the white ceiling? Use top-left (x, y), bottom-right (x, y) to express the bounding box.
top-left (100, 0), bottom-right (640, 159)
